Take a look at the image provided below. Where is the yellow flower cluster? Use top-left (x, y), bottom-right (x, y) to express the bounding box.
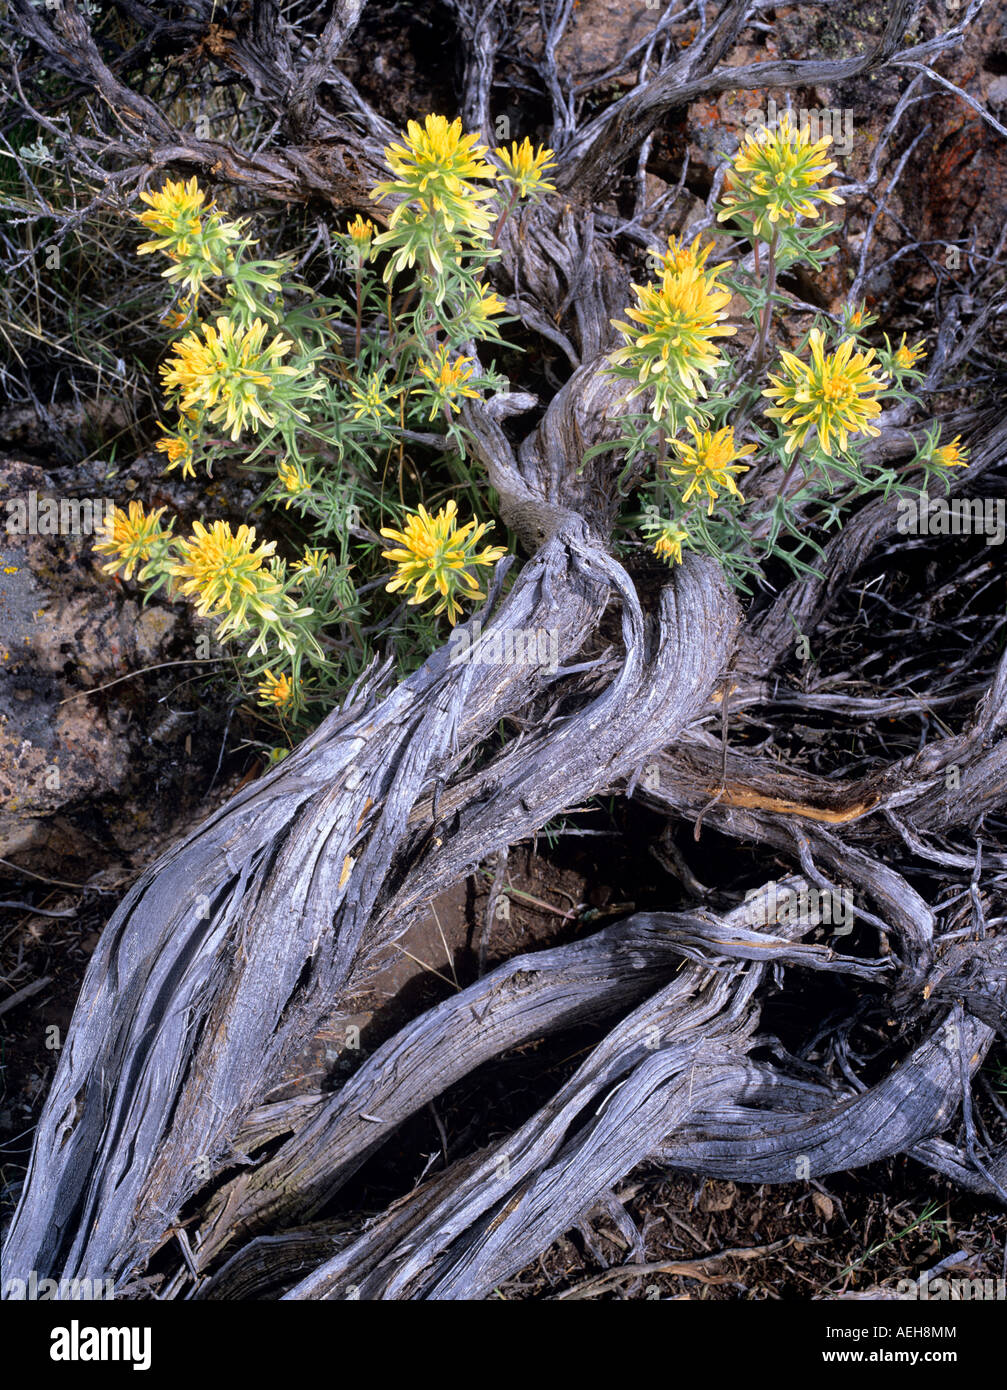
top-left (136, 176), bottom-right (245, 299)
top-left (494, 138), bottom-right (557, 199)
top-left (763, 329), bottom-right (888, 457)
top-left (256, 669), bottom-right (296, 709)
top-left (651, 524), bottom-right (690, 567)
top-left (667, 420), bottom-right (755, 514)
top-left (380, 500), bottom-right (506, 624)
top-left (159, 316), bottom-right (306, 441)
top-left (609, 235), bottom-right (737, 419)
top-left (717, 112), bottom-right (844, 239)
top-left (374, 114), bottom-right (500, 240)
top-left (414, 349), bottom-right (481, 420)
top-left (933, 434), bottom-right (968, 469)
top-left (94, 501), bottom-right (172, 580)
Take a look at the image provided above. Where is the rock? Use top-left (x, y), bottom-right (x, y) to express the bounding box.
top-left (0, 459), bottom-right (225, 873)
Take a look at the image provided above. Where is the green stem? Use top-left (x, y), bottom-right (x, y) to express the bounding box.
top-left (754, 228), bottom-right (778, 373)
top-left (354, 265), bottom-right (362, 360)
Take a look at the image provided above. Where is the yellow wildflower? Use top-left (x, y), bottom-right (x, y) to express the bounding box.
top-left (414, 349), bottom-right (481, 419)
top-left (609, 260), bottom-right (737, 419)
top-left (93, 501), bottom-right (172, 580)
top-left (667, 420), bottom-right (755, 514)
top-left (891, 333), bottom-right (926, 373)
top-left (168, 519), bottom-right (277, 624)
top-left (349, 372), bottom-right (397, 423)
top-left (494, 137), bottom-right (557, 199)
top-left (136, 176), bottom-right (206, 253)
top-left (717, 112), bottom-right (844, 238)
top-left (652, 525), bottom-right (689, 566)
top-left (373, 114), bottom-right (499, 238)
top-left (467, 285), bottom-right (508, 323)
top-left (256, 669), bottom-right (295, 709)
top-left (276, 458), bottom-right (309, 506)
top-left (159, 316), bottom-right (306, 441)
top-left (380, 499), bottom-right (506, 624)
top-left (291, 548), bottom-right (329, 577)
top-left (155, 426), bottom-right (196, 479)
top-left (932, 434), bottom-right (969, 469)
top-left (658, 234), bottom-right (730, 290)
top-left (763, 328), bottom-right (887, 456)
top-left (347, 215), bottom-right (375, 249)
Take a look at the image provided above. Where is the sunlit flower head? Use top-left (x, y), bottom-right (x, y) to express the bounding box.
top-left (932, 433), bottom-right (969, 469)
top-left (467, 285), bottom-right (508, 323)
top-left (380, 499), bottom-right (507, 624)
top-left (717, 112), bottom-right (844, 238)
top-left (841, 300), bottom-right (877, 335)
top-left (762, 329), bottom-right (887, 456)
top-left (256, 668), bottom-right (295, 709)
top-left (291, 548), bottom-right (330, 578)
top-left (348, 371), bottom-right (398, 424)
top-left (347, 214), bottom-right (375, 247)
top-left (155, 425), bottom-right (196, 479)
top-left (373, 115), bottom-right (498, 238)
top-left (414, 349), bottom-right (481, 420)
top-left (276, 458), bottom-right (310, 506)
top-left (94, 501), bottom-right (172, 581)
top-left (168, 519), bottom-right (276, 620)
top-left (658, 234), bottom-right (730, 291)
top-left (890, 332), bottom-right (926, 373)
top-left (666, 419), bottom-right (755, 514)
top-left (345, 215), bottom-right (376, 267)
top-left (136, 176), bottom-right (205, 245)
top-left (494, 137), bottom-right (557, 199)
top-left (137, 177), bottom-right (246, 299)
top-left (159, 316), bottom-right (308, 441)
top-left (609, 262), bottom-right (737, 420)
top-left (652, 524), bottom-right (690, 566)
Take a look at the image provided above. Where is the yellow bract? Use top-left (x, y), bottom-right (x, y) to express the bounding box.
top-left (155, 426), bottom-right (195, 479)
top-left (717, 112), bottom-right (844, 238)
top-left (494, 138), bottom-right (557, 199)
top-left (652, 526), bottom-right (690, 566)
top-left (277, 458), bottom-right (309, 506)
top-left (609, 238), bottom-right (737, 418)
top-left (667, 419), bottom-right (755, 514)
top-left (159, 316), bottom-right (300, 441)
top-left (415, 349), bottom-right (480, 419)
top-left (892, 333), bottom-right (926, 372)
top-left (347, 215), bottom-right (375, 245)
top-left (373, 114), bottom-right (499, 239)
top-left (256, 669), bottom-right (295, 709)
top-left (380, 499), bottom-right (507, 624)
top-left (93, 501), bottom-right (171, 580)
top-left (167, 519), bottom-right (279, 630)
top-left (136, 176), bottom-right (206, 249)
top-left (762, 329), bottom-right (887, 456)
top-left (932, 434), bottom-right (969, 469)
top-left (349, 372), bottom-right (397, 422)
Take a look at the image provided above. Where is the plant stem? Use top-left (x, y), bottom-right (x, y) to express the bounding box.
top-left (754, 228), bottom-right (778, 373)
top-left (490, 187), bottom-right (520, 251)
